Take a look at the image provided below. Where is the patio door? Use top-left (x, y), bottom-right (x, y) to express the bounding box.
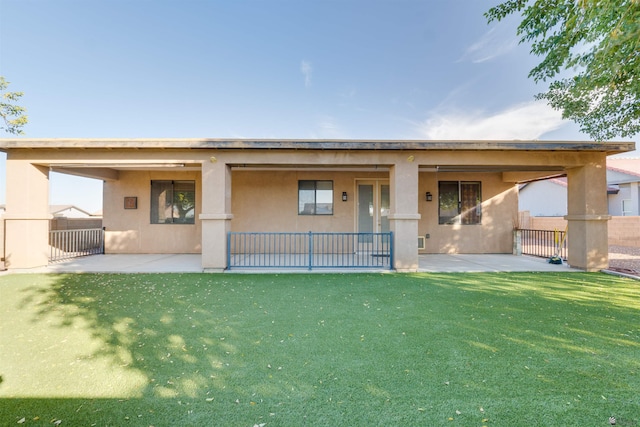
top-left (357, 180), bottom-right (390, 235)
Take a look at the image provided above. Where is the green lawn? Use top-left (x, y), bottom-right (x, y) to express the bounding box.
top-left (0, 272), bottom-right (638, 426)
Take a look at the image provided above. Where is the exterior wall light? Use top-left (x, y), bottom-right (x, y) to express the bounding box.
top-left (426, 192), bottom-right (433, 202)
top-left (342, 192), bottom-right (348, 202)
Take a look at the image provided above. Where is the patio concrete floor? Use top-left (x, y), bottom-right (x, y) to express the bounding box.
top-left (2, 253), bottom-right (582, 274)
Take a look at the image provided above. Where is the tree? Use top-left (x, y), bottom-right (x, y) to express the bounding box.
top-left (486, 0), bottom-right (640, 140)
top-left (0, 76), bottom-right (28, 134)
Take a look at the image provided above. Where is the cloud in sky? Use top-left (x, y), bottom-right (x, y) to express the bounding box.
top-left (460, 25), bottom-right (518, 63)
top-left (311, 114), bottom-right (344, 139)
top-left (300, 60), bottom-right (313, 87)
top-left (415, 101), bottom-right (566, 140)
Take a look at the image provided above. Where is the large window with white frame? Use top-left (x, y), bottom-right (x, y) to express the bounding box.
top-left (150, 180), bottom-right (196, 224)
top-left (438, 181), bottom-right (482, 225)
top-left (298, 180), bottom-right (333, 215)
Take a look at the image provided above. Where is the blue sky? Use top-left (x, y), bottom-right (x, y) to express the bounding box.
top-left (0, 0), bottom-right (637, 213)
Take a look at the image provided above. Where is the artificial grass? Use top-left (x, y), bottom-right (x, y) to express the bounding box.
top-left (0, 272), bottom-right (638, 426)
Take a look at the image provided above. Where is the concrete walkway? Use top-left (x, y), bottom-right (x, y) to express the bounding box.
top-left (2, 253), bottom-right (581, 274)
top-left (418, 254), bottom-right (580, 273)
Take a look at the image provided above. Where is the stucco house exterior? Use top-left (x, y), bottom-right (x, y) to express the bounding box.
top-left (1, 204), bottom-right (97, 218)
top-left (519, 178), bottom-right (569, 217)
top-left (49, 205), bottom-right (96, 218)
top-left (0, 138), bottom-right (635, 272)
top-left (606, 159), bottom-right (640, 216)
top-left (519, 158), bottom-right (640, 217)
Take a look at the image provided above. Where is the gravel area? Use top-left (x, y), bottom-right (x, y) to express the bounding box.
top-left (608, 245), bottom-right (640, 277)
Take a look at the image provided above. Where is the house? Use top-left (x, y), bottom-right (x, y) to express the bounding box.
top-left (0, 138), bottom-right (635, 272)
top-left (519, 178), bottom-right (568, 217)
top-left (519, 158), bottom-right (640, 217)
top-left (606, 159), bottom-right (640, 216)
top-left (1, 204), bottom-right (97, 218)
top-left (49, 205), bottom-right (96, 218)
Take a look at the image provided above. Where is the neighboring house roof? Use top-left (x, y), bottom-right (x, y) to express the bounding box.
top-left (2, 205), bottom-right (97, 217)
top-left (520, 176), bottom-right (619, 194)
top-left (606, 158), bottom-right (640, 184)
top-left (50, 205), bottom-right (94, 217)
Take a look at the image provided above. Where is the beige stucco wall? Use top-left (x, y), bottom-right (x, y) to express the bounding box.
top-left (231, 170), bottom-right (387, 233)
top-left (103, 170), bottom-right (202, 253)
top-left (102, 169), bottom-right (517, 255)
top-left (419, 172), bottom-right (517, 254)
top-left (3, 159), bottom-right (51, 268)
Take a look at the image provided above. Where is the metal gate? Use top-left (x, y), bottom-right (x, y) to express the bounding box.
top-left (518, 228), bottom-right (568, 260)
top-left (49, 228), bottom-right (105, 262)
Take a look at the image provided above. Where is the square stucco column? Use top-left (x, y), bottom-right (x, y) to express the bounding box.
top-left (565, 161), bottom-right (610, 271)
top-left (388, 160), bottom-right (421, 272)
top-left (4, 160), bottom-right (51, 269)
top-left (200, 159), bottom-right (233, 272)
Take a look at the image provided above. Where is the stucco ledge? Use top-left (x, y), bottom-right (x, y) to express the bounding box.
top-left (199, 213), bottom-right (234, 220)
top-left (563, 215), bottom-right (611, 221)
top-left (388, 213), bottom-right (421, 220)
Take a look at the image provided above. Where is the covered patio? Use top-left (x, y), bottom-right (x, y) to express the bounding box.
top-left (1, 138), bottom-right (635, 272)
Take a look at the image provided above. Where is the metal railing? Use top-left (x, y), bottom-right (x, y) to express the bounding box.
top-left (49, 228), bottom-right (105, 262)
top-left (519, 228), bottom-right (567, 260)
top-left (227, 231), bottom-right (393, 270)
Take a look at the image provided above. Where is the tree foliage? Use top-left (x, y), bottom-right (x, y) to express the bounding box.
top-left (0, 76), bottom-right (28, 135)
top-left (486, 0), bottom-right (640, 140)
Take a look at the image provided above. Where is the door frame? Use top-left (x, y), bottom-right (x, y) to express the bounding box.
top-left (355, 179), bottom-right (390, 234)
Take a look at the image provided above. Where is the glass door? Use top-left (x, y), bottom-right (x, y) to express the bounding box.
top-left (357, 180), bottom-right (390, 234)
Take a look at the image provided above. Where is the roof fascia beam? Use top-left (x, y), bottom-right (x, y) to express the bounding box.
top-left (502, 170), bottom-right (565, 183)
top-left (51, 166), bottom-right (119, 181)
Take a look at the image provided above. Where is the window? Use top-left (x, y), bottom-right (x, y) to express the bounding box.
top-left (438, 181), bottom-right (481, 225)
top-left (150, 180), bottom-right (196, 224)
top-left (298, 180), bottom-right (333, 215)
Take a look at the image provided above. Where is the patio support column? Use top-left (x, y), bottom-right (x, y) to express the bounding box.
top-left (388, 159), bottom-right (421, 272)
top-left (200, 158), bottom-right (233, 272)
top-left (565, 159), bottom-right (610, 271)
top-left (3, 159), bottom-right (51, 269)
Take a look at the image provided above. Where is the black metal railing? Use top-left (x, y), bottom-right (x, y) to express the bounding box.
top-left (519, 228), bottom-right (567, 260)
top-left (227, 231), bottom-right (393, 270)
top-left (49, 228), bottom-right (105, 262)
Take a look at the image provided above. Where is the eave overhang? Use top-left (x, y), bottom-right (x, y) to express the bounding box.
top-left (0, 138), bottom-right (635, 155)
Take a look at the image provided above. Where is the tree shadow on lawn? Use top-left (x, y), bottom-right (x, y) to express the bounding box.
top-left (0, 272), bottom-right (639, 426)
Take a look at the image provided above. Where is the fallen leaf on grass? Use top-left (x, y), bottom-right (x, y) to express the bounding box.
top-left (17, 418), bottom-right (25, 424)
